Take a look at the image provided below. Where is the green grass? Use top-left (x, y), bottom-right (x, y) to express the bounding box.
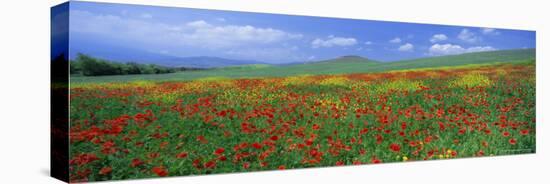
top-left (70, 48), bottom-right (535, 84)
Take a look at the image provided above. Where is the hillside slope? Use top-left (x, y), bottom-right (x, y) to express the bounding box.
top-left (258, 49), bottom-right (535, 75)
top-left (375, 48), bottom-right (536, 71)
top-left (268, 55), bottom-right (379, 75)
top-left (70, 49), bottom-right (535, 83)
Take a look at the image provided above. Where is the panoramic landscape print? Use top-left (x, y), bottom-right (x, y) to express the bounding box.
top-left (52, 1), bottom-right (535, 182)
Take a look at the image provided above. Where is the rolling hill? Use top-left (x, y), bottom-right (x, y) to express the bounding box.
top-left (70, 48), bottom-right (535, 83)
top-left (266, 55), bottom-right (380, 75)
top-left (159, 56), bottom-right (265, 68)
top-left (376, 48), bottom-right (536, 71)
top-left (252, 49), bottom-right (535, 75)
top-left (313, 55), bottom-right (378, 64)
top-left (69, 37), bottom-right (266, 68)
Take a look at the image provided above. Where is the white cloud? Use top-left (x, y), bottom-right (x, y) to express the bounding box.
top-left (389, 37), bottom-right (402, 43)
top-left (429, 44), bottom-right (463, 55)
top-left (430, 34), bottom-right (448, 43)
top-left (69, 10), bottom-right (303, 49)
top-left (481, 28), bottom-right (500, 35)
top-left (140, 13), bottom-right (153, 19)
top-left (364, 41), bottom-right (373, 45)
top-left (398, 43), bottom-right (414, 52)
top-left (465, 46), bottom-right (497, 52)
top-left (457, 29), bottom-right (480, 43)
top-left (182, 20), bottom-right (303, 48)
top-left (428, 43), bottom-right (496, 56)
top-left (186, 20), bottom-right (211, 28)
top-left (311, 35), bottom-right (357, 48)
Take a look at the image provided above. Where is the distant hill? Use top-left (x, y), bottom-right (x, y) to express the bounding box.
top-left (281, 48), bottom-right (536, 75)
top-left (71, 48), bottom-right (536, 83)
top-left (70, 43), bottom-right (181, 65)
top-left (69, 37), bottom-right (266, 68)
top-left (313, 55), bottom-right (378, 64)
top-left (255, 55), bottom-right (380, 75)
top-left (159, 56), bottom-right (265, 68)
top-left (70, 35), bottom-right (535, 71)
top-left (377, 48), bottom-right (536, 71)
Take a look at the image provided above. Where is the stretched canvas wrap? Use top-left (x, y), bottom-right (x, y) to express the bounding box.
top-left (51, 1), bottom-right (536, 183)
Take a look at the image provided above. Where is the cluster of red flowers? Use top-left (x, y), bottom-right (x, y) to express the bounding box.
top-left (389, 143), bottom-right (401, 153)
top-left (152, 166), bottom-right (168, 177)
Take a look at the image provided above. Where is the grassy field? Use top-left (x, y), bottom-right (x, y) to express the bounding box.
top-left (70, 49), bottom-right (535, 84)
top-left (68, 59), bottom-right (535, 182)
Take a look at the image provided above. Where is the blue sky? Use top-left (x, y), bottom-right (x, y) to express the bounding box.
top-left (58, 1), bottom-right (535, 63)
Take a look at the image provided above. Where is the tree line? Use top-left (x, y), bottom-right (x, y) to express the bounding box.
top-left (70, 53), bottom-right (199, 76)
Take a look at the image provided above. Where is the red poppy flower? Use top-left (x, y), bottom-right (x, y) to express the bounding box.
top-left (101, 140), bottom-right (116, 154)
top-left (196, 135), bottom-right (208, 144)
top-left (308, 148), bottom-right (322, 157)
top-left (477, 150), bottom-right (485, 156)
top-left (509, 138), bottom-right (517, 145)
top-left (214, 147), bottom-right (225, 155)
top-left (152, 166), bottom-right (168, 177)
top-left (204, 160), bottom-right (217, 169)
top-left (148, 152), bottom-right (160, 159)
top-left (398, 131), bottom-right (405, 137)
top-left (176, 152), bottom-right (188, 158)
top-left (424, 136), bottom-right (432, 143)
top-left (312, 124), bottom-right (320, 130)
top-left (389, 143), bottom-right (401, 152)
top-left (305, 138), bottom-right (314, 146)
top-left (376, 134), bottom-right (383, 144)
top-left (252, 142), bottom-right (263, 149)
top-left (359, 128), bottom-right (369, 135)
top-left (520, 129), bottom-right (529, 135)
top-left (336, 161), bottom-right (344, 166)
top-left (243, 162), bottom-right (250, 169)
top-left (192, 159), bottom-right (202, 169)
top-left (438, 122), bottom-right (446, 131)
top-left (270, 135), bottom-right (279, 141)
top-left (99, 166), bottom-right (112, 175)
top-left (371, 157), bottom-right (382, 164)
top-left (502, 131), bottom-right (510, 137)
top-left (131, 158), bottom-right (144, 167)
top-left (278, 165), bottom-right (286, 170)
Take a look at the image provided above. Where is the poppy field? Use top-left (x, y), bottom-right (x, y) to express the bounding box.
top-left (68, 62), bottom-right (535, 182)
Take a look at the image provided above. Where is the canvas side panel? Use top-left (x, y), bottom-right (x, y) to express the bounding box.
top-left (51, 2), bottom-right (70, 183)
